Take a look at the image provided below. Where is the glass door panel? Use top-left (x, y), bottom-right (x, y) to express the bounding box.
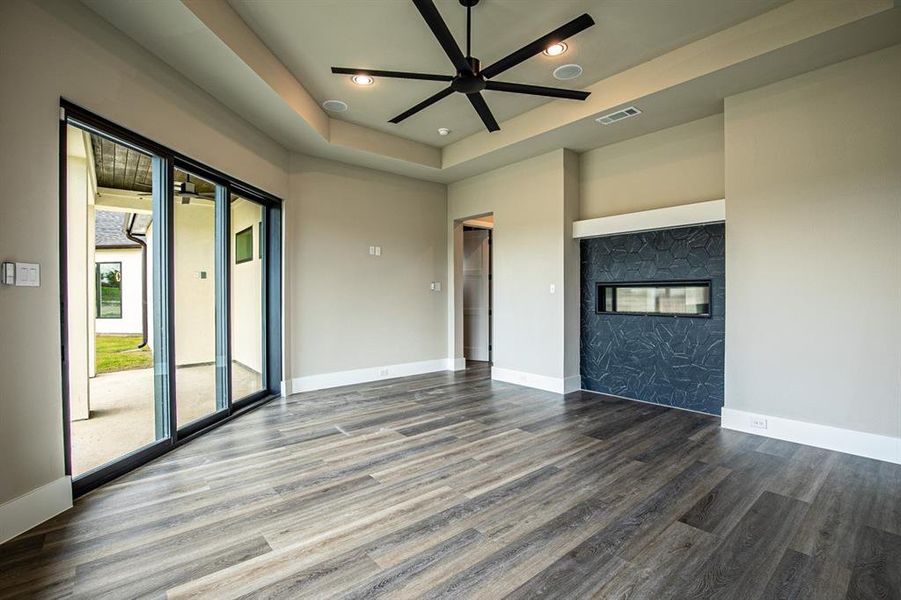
top-left (230, 195), bottom-right (265, 401)
top-left (65, 124), bottom-right (165, 477)
top-left (173, 169), bottom-right (221, 428)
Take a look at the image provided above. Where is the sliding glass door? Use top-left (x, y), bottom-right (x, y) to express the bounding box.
top-left (173, 169), bottom-right (223, 429)
top-left (61, 102), bottom-right (282, 495)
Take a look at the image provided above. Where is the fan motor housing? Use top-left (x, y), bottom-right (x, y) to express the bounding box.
top-left (452, 57), bottom-right (486, 93)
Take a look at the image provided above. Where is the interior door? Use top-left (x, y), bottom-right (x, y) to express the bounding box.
top-left (463, 227), bottom-right (490, 361)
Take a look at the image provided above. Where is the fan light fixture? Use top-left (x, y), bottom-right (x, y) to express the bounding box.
top-left (331, 0), bottom-right (594, 133)
top-left (543, 42), bottom-right (567, 56)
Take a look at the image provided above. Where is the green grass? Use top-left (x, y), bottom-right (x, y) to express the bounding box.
top-left (96, 334), bottom-right (152, 374)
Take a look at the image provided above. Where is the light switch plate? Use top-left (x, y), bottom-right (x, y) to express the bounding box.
top-left (1, 262), bottom-right (14, 285)
top-left (15, 262), bottom-right (40, 287)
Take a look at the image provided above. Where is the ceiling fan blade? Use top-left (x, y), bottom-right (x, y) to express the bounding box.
top-left (331, 67), bottom-right (453, 82)
top-left (389, 86), bottom-right (454, 123)
top-left (467, 93), bottom-right (500, 132)
top-left (481, 13), bottom-right (595, 79)
top-left (411, 0), bottom-right (472, 74)
top-left (485, 80), bottom-right (590, 100)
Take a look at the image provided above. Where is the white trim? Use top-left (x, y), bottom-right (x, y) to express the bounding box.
top-left (492, 366), bottom-right (568, 394)
top-left (0, 476), bottom-right (72, 545)
top-left (289, 359), bottom-right (453, 393)
top-left (449, 357), bottom-right (467, 371)
top-left (573, 199), bottom-right (725, 239)
top-left (722, 407), bottom-right (901, 465)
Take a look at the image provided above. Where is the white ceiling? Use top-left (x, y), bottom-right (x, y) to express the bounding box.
top-left (227, 0), bottom-right (788, 146)
top-left (81, 0), bottom-right (901, 183)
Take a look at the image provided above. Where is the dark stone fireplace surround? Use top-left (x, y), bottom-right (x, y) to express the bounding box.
top-left (580, 224), bottom-right (725, 415)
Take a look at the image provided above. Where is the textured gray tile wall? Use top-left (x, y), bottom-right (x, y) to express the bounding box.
top-left (580, 224), bottom-right (725, 415)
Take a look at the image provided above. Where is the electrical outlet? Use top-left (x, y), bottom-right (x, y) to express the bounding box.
top-left (378, 368), bottom-right (389, 377)
top-left (750, 417), bottom-right (768, 430)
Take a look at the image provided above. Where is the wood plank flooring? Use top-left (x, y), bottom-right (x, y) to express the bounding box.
top-left (1, 363), bottom-right (899, 599)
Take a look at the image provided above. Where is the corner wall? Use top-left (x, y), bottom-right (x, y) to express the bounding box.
top-left (447, 149), bottom-right (580, 392)
top-left (284, 154), bottom-right (448, 391)
top-left (724, 44), bottom-right (901, 445)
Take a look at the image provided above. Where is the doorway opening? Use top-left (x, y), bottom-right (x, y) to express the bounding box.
top-left (461, 215), bottom-right (493, 365)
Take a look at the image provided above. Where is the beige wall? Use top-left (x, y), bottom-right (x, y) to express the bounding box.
top-left (231, 199), bottom-right (264, 374)
top-left (580, 114), bottom-right (725, 219)
top-left (725, 44), bottom-right (901, 438)
top-left (285, 154), bottom-right (447, 380)
top-left (0, 0), bottom-right (288, 507)
top-left (448, 149), bottom-right (578, 383)
top-left (173, 201), bottom-right (216, 366)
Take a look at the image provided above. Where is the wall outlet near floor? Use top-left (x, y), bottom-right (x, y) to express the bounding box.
top-left (750, 416), bottom-right (768, 430)
top-left (378, 368), bottom-right (389, 377)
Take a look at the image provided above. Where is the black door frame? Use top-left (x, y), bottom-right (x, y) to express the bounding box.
top-left (59, 100), bottom-right (283, 496)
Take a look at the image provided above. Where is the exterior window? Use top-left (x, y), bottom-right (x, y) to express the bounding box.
top-left (96, 262), bottom-right (123, 318)
top-left (597, 281), bottom-right (711, 317)
top-left (235, 226), bottom-right (253, 264)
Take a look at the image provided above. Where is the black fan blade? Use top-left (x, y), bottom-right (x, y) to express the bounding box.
top-left (482, 14), bottom-right (595, 79)
top-left (467, 93), bottom-right (500, 132)
top-left (485, 80), bottom-right (590, 100)
top-left (412, 0), bottom-right (472, 74)
top-left (331, 67), bottom-right (453, 82)
top-left (389, 86), bottom-right (454, 123)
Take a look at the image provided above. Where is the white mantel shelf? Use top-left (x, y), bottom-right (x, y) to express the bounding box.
top-left (573, 199), bottom-right (725, 239)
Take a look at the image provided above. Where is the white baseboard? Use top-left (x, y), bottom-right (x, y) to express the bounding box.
top-left (492, 366), bottom-right (569, 394)
top-left (449, 357), bottom-right (466, 371)
top-left (0, 476), bottom-right (72, 545)
top-left (289, 358), bottom-right (454, 393)
top-left (722, 407), bottom-right (901, 465)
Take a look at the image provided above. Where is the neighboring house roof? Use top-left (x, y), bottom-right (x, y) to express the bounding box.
top-left (95, 210), bottom-right (140, 248)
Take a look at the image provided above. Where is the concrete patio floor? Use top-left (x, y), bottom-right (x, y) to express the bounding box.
top-left (71, 362), bottom-right (262, 475)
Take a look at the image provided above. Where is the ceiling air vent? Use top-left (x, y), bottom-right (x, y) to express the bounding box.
top-left (595, 106), bottom-right (642, 125)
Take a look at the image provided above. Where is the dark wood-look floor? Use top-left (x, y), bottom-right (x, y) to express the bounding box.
top-left (2, 364), bottom-right (899, 599)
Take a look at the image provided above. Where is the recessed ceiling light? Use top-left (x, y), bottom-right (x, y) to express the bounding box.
top-left (322, 100), bottom-right (348, 112)
top-left (437, 127), bottom-right (451, 136)
top-left (553, 64), bottom-right (583, 81)
top-left (543, 42), bottom-right (568, 57)
top-left (351, 74), bottom-right (374, 86)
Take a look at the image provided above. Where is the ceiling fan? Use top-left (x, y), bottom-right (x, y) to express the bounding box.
top-left (331, 0), bottom-right (595, 133)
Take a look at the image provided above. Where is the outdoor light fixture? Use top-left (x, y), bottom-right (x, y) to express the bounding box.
top-left (351, 74), bottom-right (374, 86)
top-left (543, 42), bottom-right (568, 56)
